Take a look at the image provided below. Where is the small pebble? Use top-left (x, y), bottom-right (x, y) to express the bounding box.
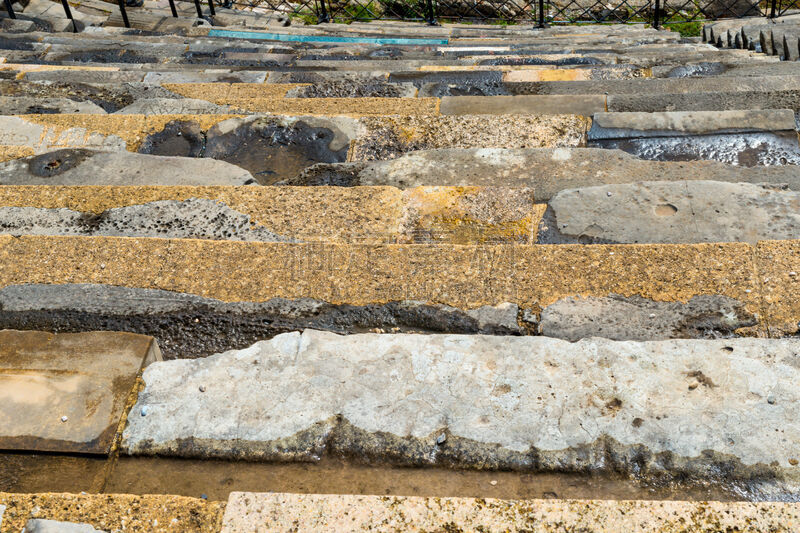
top-left (490, 480), bottom-right (497, 486)
top-left (606, 191), bottom-right (612, 197)
top-left (744, 289), bottom-right (752, 294)
top-left (60, 415), bottom-right (68, 423)
top-left (201, 494), bottom-right (208, 500)
top-left (199, 385), bottom-right (207, 392)
top-left (790, 458), bottom-right (799, 466)
top-left (99, 263), bottom-right (105, 269)
top-left (141, 406), bottom-right (150, 416)
top-left (648, 313), bottom-right (656, 319)
top-left (768, 395), bottom-right (776, 405)
top-left (790, 272), bottom-right (797, 277)
top-left (436, 433), bottom-right (446, 445)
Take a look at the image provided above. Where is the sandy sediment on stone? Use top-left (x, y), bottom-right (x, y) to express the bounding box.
top-left (0, 492), bottom-right (224, 533)
top-left (0, 236), bottom-right (768, 332)
top-left (226, 97), bottom-right (440, 116)
top-left (0, 185), bottom-right (542, 244)
top-left (162, 83), bottom-right (307, 101)
top-left (0, 145), bottom-right (34, 162)
top-left (220, 492), bottom-right (800, 532)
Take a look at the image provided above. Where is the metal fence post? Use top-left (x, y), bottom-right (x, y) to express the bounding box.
top-left (60, 0), bottom-right (78, 31)
top-left (167, 0), bottom-right (178, 16)
top-left (3, 0), bottom-right (16, 19)
top-left (207, 0), bottom-right (215, 16)
top-left (769, 0), bottom-right (777, 18)
top-left (193, 0), bottom-right (203, 17)
top-left (425, 0), bottom-right (437, 25)
top-left (316, 0), bottom-right (330, 23)
top-left (652, 0), bottom-right (660, 28)
top-left (538, 0), bottom-right (545, 27)
top-left (116, 0), bottom-right (130, 27)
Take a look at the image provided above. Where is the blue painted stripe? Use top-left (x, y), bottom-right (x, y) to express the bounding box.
top-left (208, 29), bottom-right (448, 45)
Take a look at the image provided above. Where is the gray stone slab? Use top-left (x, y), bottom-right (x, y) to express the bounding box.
top-left (286, 148), bottom-right (800, 199)
top-left (0, 149), bottom-right (256, 186)
top-left (21, 71), bottom-right (147, 83)
top-left (538, 295), bottom-right (755, 342)
top-left (113, 98), bottom-right (234, 114)
top-left (24, 519), bottom-right (107, 533)
top-left (0, 284), bottom-right (523, 359)
top-left (502, 75), bottom-right (800, 96)
top-left (0, 330), bottom-right (160, 454)
top-left (0, 96), bottom-right (106, 115)
top-left (606, 90), bottom-right (800, 114)
top-left (440, 95), bottom-right (605, 116)
top-left (0, 504), bottom-right (4, 529)
top-left (142, 71), bottom-right (267, 83)
top-left (0, 199), bottom-right (294, 242)
top-left (122, 330), bottom-right (800, 498)
top-left (588, 110), bottom-right (800, 166)
top-left (590, 109), bottom-right (797, 138)
top-left (540, 180), bottom-right (800, 244)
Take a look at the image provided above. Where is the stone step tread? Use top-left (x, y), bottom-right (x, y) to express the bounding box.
top-left (220, 493), bottom-right (800, 532)
top-left (1, 235), bottom-right (799, 335)
top-left (122, 330), bottom-right (800, 501)
top-left (0, 184), bottom-right (543, 245)
top-left (0, 329), bottom-right (160, 454)
top-left (0, 492), bottom-right (223, 532)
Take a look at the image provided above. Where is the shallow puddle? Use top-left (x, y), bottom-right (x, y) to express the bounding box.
top-left (1, 454), bottom-right (738, 502)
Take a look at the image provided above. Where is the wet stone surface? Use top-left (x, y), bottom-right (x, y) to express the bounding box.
top-left (203, 117), bottom-right (353, 184)
top-left (0, 284), bottom-right (524, 359)
top-left (389, 71), bottom-right (509, 97)
top-left (137, 120), bottom-right (206, 158)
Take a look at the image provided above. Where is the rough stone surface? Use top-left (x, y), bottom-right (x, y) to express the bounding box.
top-left (220, 493), bottom-right (800, 532)
top-left (541, 180), bottom-right (800, 244)
top-left (590, 109), bottom-right (798, 136)
top-left (439, 95), bottom-right (606, 116)
top-left (0, 492), bottom-right (224, 533)
top-left (0, 96), bottom-right (106, 114)
top-left (0, 149), bottom-right (255, 186)
top-left (24, 518), bottom-right (107, 533)
top-left (0, 199), bottom-right (293, 242)
top-left (114, 98), bottom-right (234, 115)
top-left (538, 294), bottom-right (756, 341)
top-left (0, 330), bottom-right (160, 454)
top-left (123, 330), bottom-right (800, 499)
top-left (351, 115), bottom-right (590, 161)
top-left (287, 148), bottom-right (800, 199)
top-left (0, 284), bottom-right (524, 359)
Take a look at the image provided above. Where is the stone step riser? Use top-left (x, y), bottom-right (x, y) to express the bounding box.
top-left (1, 235), bottom-right (798, 337)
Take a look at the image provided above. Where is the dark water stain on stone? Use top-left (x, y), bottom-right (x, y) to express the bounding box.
top-left (27, 149), bottom-right (94, 178)
top-left (137, 120), bottom-right (205, 158)
top-left (203, 119), bottom-right (349, 184)
top-left (389, 71), bottom-right (509, 96)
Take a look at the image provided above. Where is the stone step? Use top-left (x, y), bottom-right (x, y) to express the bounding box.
top-left (0, 492), bottom-right (223, 532)
top-left (122, 330), bottom-right (800, 499)
top-left (587, 109), bottom-right (800, 166)
top-left (287, 147), bottom-right (800, 199)
top-left (0, 184), bottom-right (542, 244)
top-left (0, 329), bottom-right (160, 454)
top-left (0, 113), bottom-right (590, 182)
top-left (605, 89), bottom-right (800, 114)
top-left (220, 493), bottom-right (800, 532)
top-left (1, 236), bottom-right (799, 354)
top-left (0, 149), bottom-right (256, 185)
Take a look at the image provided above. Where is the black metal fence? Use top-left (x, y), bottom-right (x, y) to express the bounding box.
top-left (2, 0), bottom-right (798, 30)
top-left (234, 0), bottom-right (799, 24)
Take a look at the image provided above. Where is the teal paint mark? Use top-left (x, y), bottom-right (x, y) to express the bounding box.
top-left (208, 29), bottom-right (448, 45)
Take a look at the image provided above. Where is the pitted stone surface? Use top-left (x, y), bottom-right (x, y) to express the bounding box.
top-left (123, 330), bottom-right (800, 497)
top-left (288, 148), bottom-right (800, 198)
top-left (0, 199), bottom-right (293, 242)
top-left (0, 149), bottom-right (255, 186)
top-left (542, 180), bottom-right (800, 244)
top-left (538, 294), bottom-right (756, 341)
top-left (114, 98), bottom-right (235, 115)
top-left (0, 284), bottom-right (523, 359)
top-left (220, 493), bottom-right (800, 532)
top-left (0, 96), bottom-right (106, 115)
